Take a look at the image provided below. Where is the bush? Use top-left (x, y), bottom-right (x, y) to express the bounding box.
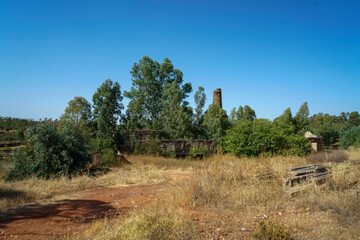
top-left (101, 149), bottom-right (116, 166)
top-left (341, 127), bottom-right (360, 149)
top-left (187, 145), bottom-right (209, 160)
top-left (221, 119), bottom-right (310, 157)
top-left (6, 122), bottom-right (90, 181)
top-left (162, 149), bottom-right (176, 158)
top-left (134, 139), bottom-right (162, 156)
top-left (89, 137), bottom-right (117, 153)
top-left (253, 219), bottom-right (290, 240)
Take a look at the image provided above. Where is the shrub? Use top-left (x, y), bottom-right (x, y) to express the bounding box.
top-left (341, 126), bottom-right (360, 149)
top-left (187, 145), bottom-right (209, 160)
top-left (162, 149), bottom-right (176, 158)
top-left (89, 137), bottom-right (117, 153)
top-left (101, 149), bottom-right (116, 166)
top-left (134, 139), bottom-right (162, 156)
top-left (253, 219), bottom-right (290, 240)
top-left (221, 119), bottom-right (310, 157)
top-left (6, 122), bottom-right (90, 181)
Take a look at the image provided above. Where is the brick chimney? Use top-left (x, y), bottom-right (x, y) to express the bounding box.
top-left (213, 88), bottom-right (222, 108)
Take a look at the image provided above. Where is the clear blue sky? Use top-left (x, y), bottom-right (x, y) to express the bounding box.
top-left (1, 0), bottom-right (359, 120)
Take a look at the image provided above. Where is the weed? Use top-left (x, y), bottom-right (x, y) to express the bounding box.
top-left (252, 219), bottom-right (290, 240)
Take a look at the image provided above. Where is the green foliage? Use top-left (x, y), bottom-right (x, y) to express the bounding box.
top-left (133, 139), bottom-right (162, 156)
top-left (340, 126), bottom-right (360, 149)
top-left (101, 149), bottom-right (116, 166)
top-left (93, 79), bottom-right (124, 140)
top-left (162, 149), bottom-right (176, 158)
top-left (274, 108), bottom-right (294, 125)
top-left (60, 96), bottom-right (92, 124)
top-left (6, 122), bottom-right (90, 181)
top-left (221, 119), bottom-right (310, 157)
top-left (89, 138), bottom-right (117, 152)
top-left (194, 86), bottom-right (206, 124)
top-left (294, 102), bottom-right (310, 133)
top-left (161, 80), bottom-right (193, 139)
top-left (231, 105), bottom-right (256, 121)
top-left (253, 219), bottom-right (290, 240)
top-left (124, 57), bottom-right (193, 139)
top-left (187, 145), bottom-right (209, 160)
top-left (348, 111), bottom-right (360, 127)
top-left (312, 123), bottom-right (339, 147)
top-left (15, 128), bottom-right (25, 140)
top-left (202, 104), bottom-right (230, 139)
top-left (0, 116), bottom-right (37, 131)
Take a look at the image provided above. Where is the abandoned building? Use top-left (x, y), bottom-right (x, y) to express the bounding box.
top-left (304, 131), bottom-right (324, 152)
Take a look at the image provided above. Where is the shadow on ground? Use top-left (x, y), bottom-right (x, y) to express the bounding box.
top-left (0, 198), bottom-right (118, 229)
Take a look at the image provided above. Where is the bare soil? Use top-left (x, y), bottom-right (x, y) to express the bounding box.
top-left (0, 182), bottom-right (175, 239)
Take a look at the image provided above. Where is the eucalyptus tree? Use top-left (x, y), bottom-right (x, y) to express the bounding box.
top-left (60, 96), bottom-right (92, 124)
top-left (125, 56), bottom-right (193, 138)
top-left (92, 79), bottom-right (124, 140)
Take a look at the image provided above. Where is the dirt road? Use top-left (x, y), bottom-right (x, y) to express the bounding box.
top-left (0, 181), bottom-right (175, 239)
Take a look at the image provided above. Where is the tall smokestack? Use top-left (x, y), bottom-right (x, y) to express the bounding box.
top-left (213, 88), bottom-right (222, 108)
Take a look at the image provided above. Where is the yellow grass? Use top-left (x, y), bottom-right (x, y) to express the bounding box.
top-left (0, 155), bottom-right (198, 210)
top-left (80, 151), bottom-right (359, 239)
top-left (2, 150), bottom-right (360, 239)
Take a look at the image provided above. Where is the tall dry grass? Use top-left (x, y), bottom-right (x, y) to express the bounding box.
top-left (0, 155), bottom-right (199, 210)
top-left (78, 199), bottom-right (200, 240)
top-left (182, 154), bottom-right (360, 239)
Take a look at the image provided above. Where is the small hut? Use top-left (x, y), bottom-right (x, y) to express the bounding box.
top-left (304, 131), bottom-right (323, 152)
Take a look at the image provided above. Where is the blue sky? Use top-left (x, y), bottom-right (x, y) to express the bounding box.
top-left (0, 0), bottom-right (359, 120)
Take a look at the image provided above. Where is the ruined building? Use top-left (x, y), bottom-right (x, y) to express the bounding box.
top-left (304, 131), bottom-right (323, 152)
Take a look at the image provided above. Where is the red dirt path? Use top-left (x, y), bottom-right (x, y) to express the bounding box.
top-left (0, 182), bottom-right (172, 239)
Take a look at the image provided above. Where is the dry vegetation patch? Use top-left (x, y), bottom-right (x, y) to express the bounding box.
top-left (83, 153), bottom-right (359, 239)
top-left (0, 155), bottom-right (198, 210)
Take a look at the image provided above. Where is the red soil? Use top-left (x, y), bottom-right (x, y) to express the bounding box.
top-left (0, 182), bottom-right (171, 239)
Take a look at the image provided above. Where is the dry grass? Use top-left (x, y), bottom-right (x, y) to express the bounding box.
top-left (180, 153), bottom-right (360, 239)
top-left (307, 150), bottom-right (349, 164)
top-left (0, 155), bottom-right (199, 210)
top-left (2, 151), bottom-right (360, 239)
top-left (77, 199), bottom-right (200, 240)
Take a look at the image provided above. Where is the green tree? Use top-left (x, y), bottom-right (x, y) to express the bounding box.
top-left (92, 79), bottom-right (124, 140)
top-left (124, 56), bottom-right (193, 139)
top-left (349, 111), bottom-right (360, 127)
top-left (202, 104), bottom-right (230, 139)
top-left (294, 102), bottom-right (310, 133)
top-left (124, 56), bottom-right (163, 130)
top-left (340, 126), bottom-right (360, 149)
top-left (60, 96), bottom-right (92, 124)
top-left (194, 86), bottom-right (206, 124)
top-left (230, 107), bottom-right (236, 120)
top-left (236, 106), bottom-right (244, 120)
top-left (274, 108), bottom-right (294, 126)
top-left (161, 80), bottom-right (193, 139)
top-left (244, 105), bottom-right (256, 121)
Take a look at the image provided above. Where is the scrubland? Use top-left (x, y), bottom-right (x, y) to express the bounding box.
top-left (0, 156), bottom-right (200, 210)
top-left (79, 151), bottom-right (360, 240)
top-left (1, 151), bottom-right (359, 239)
